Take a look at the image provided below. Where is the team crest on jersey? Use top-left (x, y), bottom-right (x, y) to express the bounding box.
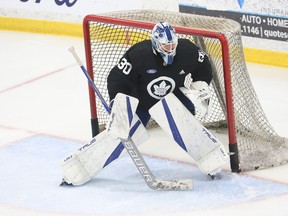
top-left (147, 76), bottom-right (175, 99)
top-left (146, 69), bottom-right (157, 74)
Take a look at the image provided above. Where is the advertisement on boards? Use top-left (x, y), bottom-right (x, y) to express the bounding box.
top-left (179, 0), bottom-right (288, 42)
top-left (0, 0), bottom-right (178, 22)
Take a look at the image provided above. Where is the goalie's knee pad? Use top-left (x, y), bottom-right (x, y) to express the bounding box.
top-left (106, 93), bottom-right (139, 139)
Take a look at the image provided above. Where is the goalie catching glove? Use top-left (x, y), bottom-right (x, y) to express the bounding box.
top-left (181, 74), bottom-right (212, 119)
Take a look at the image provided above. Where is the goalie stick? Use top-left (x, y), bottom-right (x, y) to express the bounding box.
top-left (67, 46), bottom-right (193, 190)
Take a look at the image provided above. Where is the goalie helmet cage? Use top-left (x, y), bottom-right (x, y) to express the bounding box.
top-left (82, 10), bottom-right (288, 172)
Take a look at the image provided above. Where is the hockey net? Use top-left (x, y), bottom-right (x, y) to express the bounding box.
top-left (83, 10), bottom-right (288, 172)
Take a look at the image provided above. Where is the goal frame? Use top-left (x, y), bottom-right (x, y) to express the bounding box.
top-left (82, 14), bottom-right (240, 173)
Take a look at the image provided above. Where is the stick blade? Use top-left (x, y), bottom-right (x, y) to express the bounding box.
top-left (151, 179), bottom-right (193, 191)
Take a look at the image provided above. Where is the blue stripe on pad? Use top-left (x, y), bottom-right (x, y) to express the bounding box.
top-left (162, 98), bottom-right (187, 152)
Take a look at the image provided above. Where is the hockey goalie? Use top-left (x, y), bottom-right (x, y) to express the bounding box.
top-left (60, 21), bottom-right (229, 186)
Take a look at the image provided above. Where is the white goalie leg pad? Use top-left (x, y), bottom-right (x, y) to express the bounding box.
top-left (149, 93), bottom-right (229, 175)
top-left (106, 93), bottom-right (139, 139)
top-left (60, 114), bottom-right (149, 186)
top-left (61, 131), bottom-right (120, 186)
top-left (196, 144), bottom-right (229, 175)
top-left (61, 153), bottom-right (91, 186)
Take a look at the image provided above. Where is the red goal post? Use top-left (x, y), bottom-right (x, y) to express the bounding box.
top-left (82, 10), bottom-right (288, 173)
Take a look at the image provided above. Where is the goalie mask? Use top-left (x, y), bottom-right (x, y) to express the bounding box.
top-left (151, 22), bottom-right (178, 66)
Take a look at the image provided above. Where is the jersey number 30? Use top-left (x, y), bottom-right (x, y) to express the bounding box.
top-left (117, 58), bottom-right (132, 75)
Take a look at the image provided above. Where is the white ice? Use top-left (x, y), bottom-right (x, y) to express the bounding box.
top-left (0, 30), bottom-right (287, 216)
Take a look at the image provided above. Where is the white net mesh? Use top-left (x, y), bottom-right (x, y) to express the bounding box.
top-left (83, 10), bottom-right (288, 171)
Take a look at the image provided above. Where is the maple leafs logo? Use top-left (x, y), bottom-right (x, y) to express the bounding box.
top-left (153, 81), bottom-right (171, 96)
top-left (147, 76), bottom-right (175, 99)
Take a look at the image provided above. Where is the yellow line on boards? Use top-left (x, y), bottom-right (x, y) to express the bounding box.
top-left (244, 47), bottom-right (288, 68)
top-left (0, 16), bottom-right (287, 68)
top-left (0, 16), bottom-right (82, 37)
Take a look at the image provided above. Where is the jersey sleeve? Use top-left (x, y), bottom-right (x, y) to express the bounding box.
top-left (190, 43), bottom-right (213, 85)
top-left (107, 51), bottom-right (137, 101)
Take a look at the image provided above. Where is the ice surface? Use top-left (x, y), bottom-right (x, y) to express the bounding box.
top-left (0, 135), bottom-right (287, 216)
top-left (0, 30), bottom-right (287, 216)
